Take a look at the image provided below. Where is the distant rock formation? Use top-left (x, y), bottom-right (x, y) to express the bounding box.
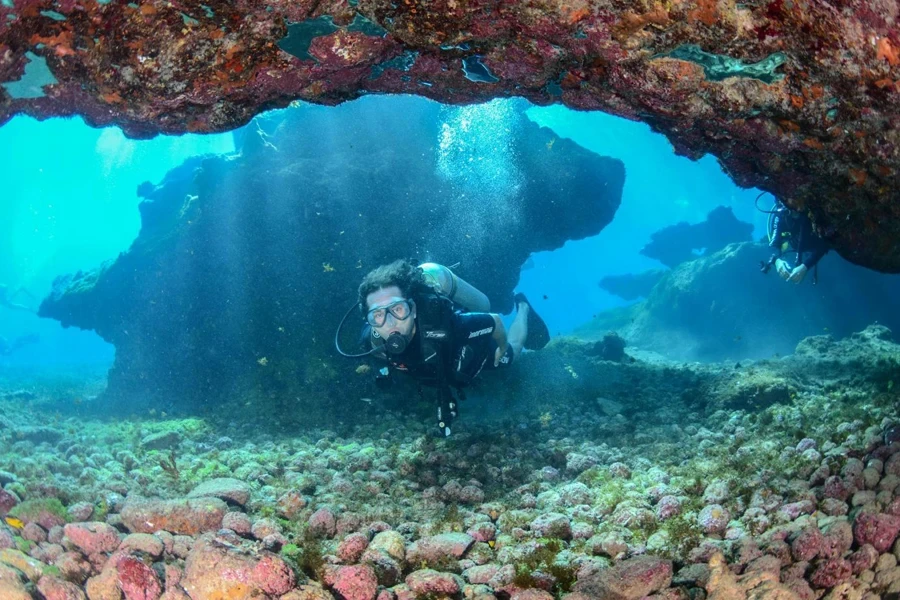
top-left (579, 242), bottom-right (900, 362)
top-left (599, 207), bottom-right (752, 302)
top-left (640, 206), bottom-right (754, 268)
top-left (40, 99), bottom-right (624, 414)
top-left (599, 270), bottom-right (667, 301)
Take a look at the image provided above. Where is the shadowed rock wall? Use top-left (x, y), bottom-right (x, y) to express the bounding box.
top-left (40, 99), bottom-right (624, 416)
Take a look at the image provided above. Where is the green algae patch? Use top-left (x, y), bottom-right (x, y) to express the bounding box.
top-left (0, 548), bottom-right (47, 582)
top-left (14, 536), bottom-right (34, 554)
top-left (42, 564), bottom-right (62, 578)
top-left (93, 497), bottom-right (109, 523)
top-left (512, 538), bottom-right (577, 594)
top-left (656, 515), bottom-right (703, 561)
top-left (281, 530), bottom-right (325, 579)
top-left (8, 498), bottom-right (68, 526)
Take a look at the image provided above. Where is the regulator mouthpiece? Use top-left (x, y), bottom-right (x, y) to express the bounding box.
top-left (384, 332), bottom-right (409, 354)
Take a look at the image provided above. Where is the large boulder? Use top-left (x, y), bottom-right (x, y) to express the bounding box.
top-left (572, 555), bottom-right (673, 600)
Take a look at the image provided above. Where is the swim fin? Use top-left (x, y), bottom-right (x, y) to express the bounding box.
top-left (514, 293), bottom-right (550, 350)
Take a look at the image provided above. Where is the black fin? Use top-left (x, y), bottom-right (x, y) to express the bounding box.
top-left (514, 293), bottom-right (550, 350)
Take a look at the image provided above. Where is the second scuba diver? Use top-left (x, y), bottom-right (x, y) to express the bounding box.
top-left (760, 198), bottom-right (831, 284)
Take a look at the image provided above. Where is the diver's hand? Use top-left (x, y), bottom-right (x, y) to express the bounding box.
top-left (494, 343), bottom-right (509, 367)
top-left (775, 259), bottom-right (790, 280)
top-left (787, 264), bottom-right (808, 283)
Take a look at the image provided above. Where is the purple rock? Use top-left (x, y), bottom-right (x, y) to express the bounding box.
top-left (848, 544), bottom-right (878, 574)
top-left (697, 504), bottom-right (730, 535)
top-left (777, 500), bottom-right (815, 521)
top-left (809, 557), bottom-right (851, 589)
top-left (406, 533), bottom-right (474, 568)
top-left (405, 569), bottom-right (462, 597)
top-left (791, 527), bottom-right (823, 562)
top-left (656, 496), bottom-right (682, 521)
top-left (823, 476), bottom-right (850, 501)
top-left (308, 508), bottom-right (338, 538)
top-left (796, 438), bottom-right (818, 452)
top-left (573, 555), bottom-right (673, 600)
top-left (530, 513), bottom-right (573, 540)
top-left (853, 512), bottom-right (900, 552)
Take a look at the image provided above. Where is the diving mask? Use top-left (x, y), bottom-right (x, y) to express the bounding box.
top-left (366, 299), bottom-right (413, 327)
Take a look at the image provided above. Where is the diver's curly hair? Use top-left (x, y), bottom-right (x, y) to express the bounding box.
top-left (358, 259), bottom-right (430, 311)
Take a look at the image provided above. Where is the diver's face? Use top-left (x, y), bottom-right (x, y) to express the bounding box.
top-left (366, 286), bottom-right (416, 341)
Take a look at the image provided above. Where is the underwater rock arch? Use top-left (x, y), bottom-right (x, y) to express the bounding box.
top-left (2, 0), bottom-right (899, 271)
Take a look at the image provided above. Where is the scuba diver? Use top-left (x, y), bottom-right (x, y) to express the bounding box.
top-left (335, 260), bottom-right (549, 436)
top-left (0, 284), bottom-right (37, 313)
top-left (759, 196), bottom-right (830, 284)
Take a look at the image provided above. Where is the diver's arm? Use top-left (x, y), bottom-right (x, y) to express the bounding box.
top-left (769, 213), bottom-right (785, 254)
top-left (802, 246), bottom-right (827, 270)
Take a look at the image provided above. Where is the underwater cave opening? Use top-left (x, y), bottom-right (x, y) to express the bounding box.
top-left (2, 94), bottom-right (896, 384)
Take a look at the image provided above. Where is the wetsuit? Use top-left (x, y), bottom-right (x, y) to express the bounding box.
top-left (769, 208), bottom-right (830, 270)
top-left (385, 311), bottom-right (514, 388)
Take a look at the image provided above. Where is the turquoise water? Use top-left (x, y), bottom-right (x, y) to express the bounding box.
top-left (0, 116), bottom-right (233, 365)
top-left (0, 97), bottom-right (764, 367)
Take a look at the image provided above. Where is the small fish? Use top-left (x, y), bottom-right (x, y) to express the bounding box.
top-left (360, 397), bottom-right (374, 404)
top-left (4, 517), bottom-right (24, 530)
top-left (322, 263), bottom-right (335, 272)
top-left (356, 364), bottom-right (371, 375)
top-left (542, 294), bottom-right (548, 300)
top-left (546, 138), bottom-right (556, 150)
top-left (257, 357), bottom-right (268, 366)
top-left (734, 335), bottom-right (742, 342)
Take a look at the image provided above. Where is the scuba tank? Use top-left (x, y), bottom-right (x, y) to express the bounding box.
top-left (419, 263), bottom-right (490, 312)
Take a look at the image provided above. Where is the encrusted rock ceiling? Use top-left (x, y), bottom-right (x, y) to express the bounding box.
top-left (1, 0), bottom-right (899, 270)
